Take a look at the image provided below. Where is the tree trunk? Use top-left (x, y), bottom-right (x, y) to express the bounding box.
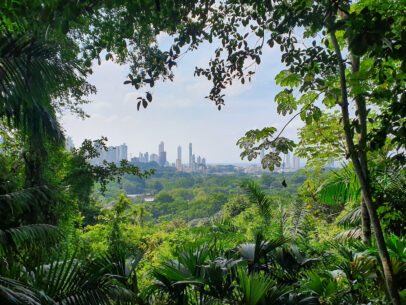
top-left (349, 55), bottom-right (372, 245)
top-left (330, 30), bottom-right (400, 305)
top-left (361, 195), bottom-right (371, 244)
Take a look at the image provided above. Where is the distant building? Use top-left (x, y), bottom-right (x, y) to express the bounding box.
top-left (159, 151), bottom-right (167, 166)
top-left (158, 141), bottom-right (166, 166)
top-left (131, 157), bottom-right (140, 163)
top-left (65, 136), bottom-right (74, 150)
top-left (90, 143), bottom-right (127, 165)
top-left (260, 148), bottom-right (264, 161)
top-left (150, 153), bottom-right (159, 163)
top-left (176, 159), bottom-right (182, 171)
top-left (189, 143), bottom-right (192, 168)
top-left (177, 145), bottom-right (182, 162)
top-left (119, 143), bottom-right (128, 161)
top-left (202, 158), bottom-right (206, 166)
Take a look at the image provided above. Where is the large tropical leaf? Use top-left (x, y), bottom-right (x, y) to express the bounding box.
top-left (0, 23), bottom-right (88, 140)
top-left (0, 276), bottom-right (42, 305)
top-left (236, 267), bottom-right (274, 305)
top-left (318, 164), bottom-right (361, 205)
top-left (0, 224), bottom-right (61, 255)
top-left (336, 207), bottom-right (361, 228)
top-left (0, 185), bottom-right (52, 217)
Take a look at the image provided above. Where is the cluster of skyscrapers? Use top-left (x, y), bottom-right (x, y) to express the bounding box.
top-left (175, 143), bottom-right (206, 172)
top-left (91, 143), bottom-right (128, 165)
top-left (129, 141), bottom-right (206, 171)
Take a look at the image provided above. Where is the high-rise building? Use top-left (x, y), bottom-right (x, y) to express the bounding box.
top-left (260, 148), bottom-right (265, 161)
top-left (202, 158), bottom-right (206, 166)
top-left (144, 152), bottom-right (149, 163)
top-left (158, 141), bottom-right (166, 166)
top-left (189, 143), bottom-right (192, 168)
top-left (286, 153), bottom-right (291, 168)
top-left (119, 143), bottom-right (128, 161)
top-left (159, 151), bottom-right (167, 166)
top-left (150, 153), bottom-right (159, 163)
top-left (106, 146), bottom-right (117, 163)
top-left (177, 145), bottom-right (182, 162)
top-left (176, 159), bottom-right (182, 171)
top-left (197, 156), bottom-right (201, 164)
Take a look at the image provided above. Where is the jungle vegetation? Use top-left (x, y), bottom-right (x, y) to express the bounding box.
top-left (0, 0), bottom-right (405, 304)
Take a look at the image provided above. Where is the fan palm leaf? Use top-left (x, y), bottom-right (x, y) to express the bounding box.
top-left (236, 267), bottom-right (274, 305)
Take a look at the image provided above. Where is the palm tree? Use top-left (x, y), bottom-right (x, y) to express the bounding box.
top-left (0, 20), bottom-right (92, 186)
top-left (317, 164), bottom-right (369, 243)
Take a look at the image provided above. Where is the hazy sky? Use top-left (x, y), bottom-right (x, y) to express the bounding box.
top-left (61, 35), bottom-right (303, 164)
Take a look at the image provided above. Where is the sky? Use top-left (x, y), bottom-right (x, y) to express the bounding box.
top-left (61, 35), bottom-right (304, 164)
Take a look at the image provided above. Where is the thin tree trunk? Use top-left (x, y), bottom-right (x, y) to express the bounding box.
top-left (361, 195), bottom-right (371, 244)
top-left (330, 30), bottom-right (400, 305)
top-left (349, 55), bottom-right (372, 245)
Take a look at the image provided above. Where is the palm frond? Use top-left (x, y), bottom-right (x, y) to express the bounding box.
top-left (0, 224), bottom-right (61, 254)
top-left (0, 185), bottom-right (52, 216)
top-left (240, 180), bottom-right (273, 223)
top-left (290, 199), bottom-right (308, 237)
top-left (336, 207), bottom-right (361, 228)
top-left (237, 267), bottom-right (274, 305)
top-left (0, 276), bottom-right (41, 305)
top-left (335, 228), bottom-right (362, 241)
top-left (318, 164), bottom-right (361, 205)
top-left (30, 251), bottom-right (138, 305)
top-left (0, 28), bottom-right (86, 140)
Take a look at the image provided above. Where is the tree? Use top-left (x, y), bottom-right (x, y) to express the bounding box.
top-left (155, 191), bottom-right (175, 204)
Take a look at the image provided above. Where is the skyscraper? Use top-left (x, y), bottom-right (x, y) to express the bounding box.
top-left (119, 143), bottom-right (128, 161)
top-left (189, 143), bottom-right (192, 168)
top-left (177, 145), bottom-right (182, 162)
top-left (159, 151), bottom-right (167, 166)
top-left (158, 141), bottom-right (166, 166)
top-left (286, 152), bottom-right (291, 168)
top-left (260, 148), bottom-right (265, 161)
top-left (150, 153), bottom-right (159, 163)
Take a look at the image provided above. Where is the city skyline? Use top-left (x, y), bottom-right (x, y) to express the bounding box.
top-left (61, 33), bottom-right (303, 164)
top-left (80, 137), bottom-right (306, 170)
